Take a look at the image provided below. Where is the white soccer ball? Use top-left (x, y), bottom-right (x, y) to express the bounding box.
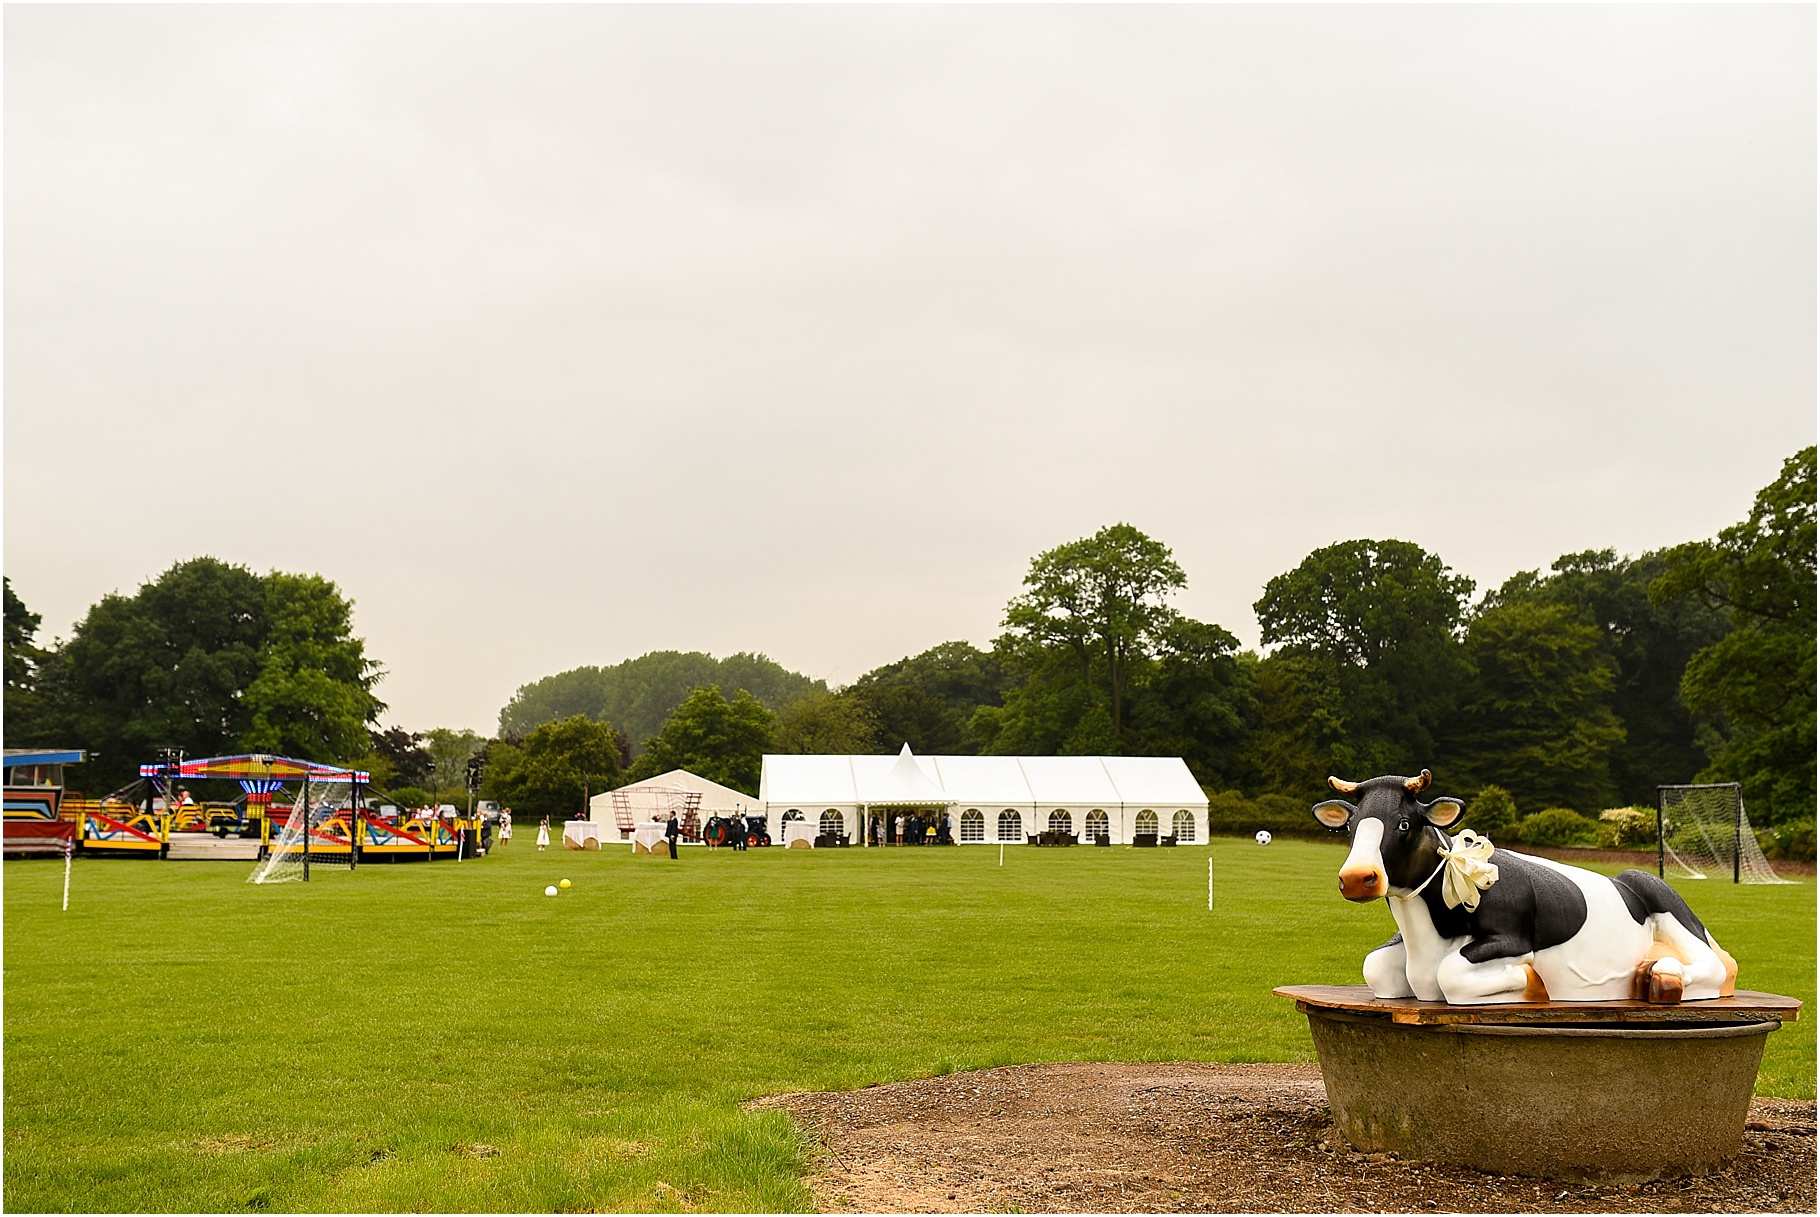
top-left (544, 885), bottom-right (558, 896)
top-left (1255, 830), bottom-right (1273, 846)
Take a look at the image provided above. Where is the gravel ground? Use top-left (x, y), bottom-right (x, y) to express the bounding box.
top-left (762, 1062), bottom-right (1816, 1214)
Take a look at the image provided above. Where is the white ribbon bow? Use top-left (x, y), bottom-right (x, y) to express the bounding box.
top-left (1436, 829), bottom-right (1500, 911)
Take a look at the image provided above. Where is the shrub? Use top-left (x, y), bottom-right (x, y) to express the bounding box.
top-left (1464, 785), bottom-right (1519, 840)
top-left (1515, 807), bottom-right (1599, 848)
top-left (1254, 792), bottom-right (1308, 825)
top-left (1596, 807), bottom-right (1657, 850)
top-left (1206, 790), bottom-right (1333, 840)
top-left (1759, 819), bottom-right (1817, 862)
top-left (386, 785), bottom-right (433, 811)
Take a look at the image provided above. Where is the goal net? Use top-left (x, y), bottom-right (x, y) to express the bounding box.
top-left (1657, 783), bottom-right (1790, 884)
top-left (249, 779), bottom-right (356, 884)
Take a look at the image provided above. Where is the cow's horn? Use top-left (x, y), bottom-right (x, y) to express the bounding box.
top-left (1404, 769), bottom-right (1433, 793)
top-left (1327, 776), bottom-right (1360, 794)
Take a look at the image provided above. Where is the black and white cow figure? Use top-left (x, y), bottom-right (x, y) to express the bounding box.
top-left (1314, 770), bottom-right (1738, 1005)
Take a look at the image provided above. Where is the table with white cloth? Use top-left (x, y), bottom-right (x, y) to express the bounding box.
top-left (563, 820), bottom-right (604, 850)
top-left (633, 822), bottom-right (671, 854)
top-left (782, 821), bottom-right (818, 849)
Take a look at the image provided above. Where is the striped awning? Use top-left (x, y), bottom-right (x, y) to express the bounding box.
top-left (140, 754), bottom-right (368, 783)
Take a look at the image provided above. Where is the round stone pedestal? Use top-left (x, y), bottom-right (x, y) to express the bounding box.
top-left (1277, 985), bottom-right (1800, 1183)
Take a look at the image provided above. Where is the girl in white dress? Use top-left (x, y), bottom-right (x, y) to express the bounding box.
top-left (500, 810), bottom-right (513, 845)
top-left (536, 817), bottom-right (550, 850)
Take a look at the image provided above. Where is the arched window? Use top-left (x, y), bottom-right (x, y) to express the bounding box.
top-left (1085, 809), bottom-right (1109, 840)
top-left (1135, 809), bottom-right (1159, 835)
top-left (959, 809), bottom-right (985, 842)
top-left (819, 809), bottom-right (844, 836)
top-left (1048, 809), bottom-right (1072, 835)
top-left (1173, 809), bottom-right (1196, 843)
top-left (783, 809), bottom-right (804, 824)
top-left (997, 810), bottom-right (1023, 842)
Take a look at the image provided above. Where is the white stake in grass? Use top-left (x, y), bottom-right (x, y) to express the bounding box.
top-left (999, 843), bottom-right (1004, 867)
top-left (1208, 856), bottom-right (1213, 912)
top-left (63, 843), bottom-right (72, 911)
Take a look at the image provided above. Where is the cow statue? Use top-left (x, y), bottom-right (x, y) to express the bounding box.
top-left (1314, 770), bottom-right (1738, 1005)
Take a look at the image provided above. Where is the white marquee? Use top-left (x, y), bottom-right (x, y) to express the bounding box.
top-left (759, 745), bottom-right (1208, 845)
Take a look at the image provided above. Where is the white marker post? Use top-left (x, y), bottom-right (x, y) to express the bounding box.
top-left (999, 843), bottom-right (1004, 867)
top-left (63, 841), bottom-right (73, 911)
top-left (1208, 856), bottom-right (1213, 912)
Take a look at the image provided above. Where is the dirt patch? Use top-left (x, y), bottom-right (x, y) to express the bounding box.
top-left (761, 1062), bottom-right (1816, 1213)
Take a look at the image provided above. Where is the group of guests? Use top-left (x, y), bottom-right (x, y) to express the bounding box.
top-left (868, 811), bottom-right (953, 846)
top-left (702, 813), bottom-right (757, 851)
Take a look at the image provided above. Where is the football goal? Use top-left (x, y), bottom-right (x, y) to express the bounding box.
top-left (1656, 783), bottom-right (1790, 884)
top-left (249, 777), bottom-right (356, 884)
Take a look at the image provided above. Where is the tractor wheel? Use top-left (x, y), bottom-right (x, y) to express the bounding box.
top-left (746, 833), bottom-right (762, 848)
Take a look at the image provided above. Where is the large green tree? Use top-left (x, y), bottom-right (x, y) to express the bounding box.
top-left (974, 526), bottom-right (1254, 780)
top-left (1253, 539), bottom-right (1474, 780)
top-left (851, 640), bottom-right (1008, 754)
top-left (1001, 524), bottom-right (1186, 741)
top-left (30, 558), bottom-right (383, 789)
top-left (4, 577), bottom-right (47, 739)
top-left (241, 573), bottom-right (385, 763)
top-left (420, 727), bottom-right (488, 795)
top-left (497, 651), bottom-right (823, 743)
top-left (772, 691), bottom-right (880, 755)
top-left (1124, 616), bottom-right (1259, 787)
top-left (481, 716), bottom-right (626, 820)
top-left (625, 686), bottom-right (778, 795)
top-left (1653, 447), bottom-right (1816, 828)
top-left (1447, 600), bottom-right (1627, 811)
top-left (1231, 652), bottom-right (1332, 799)
top-left (1481, 549), bottom-right (1730, 803)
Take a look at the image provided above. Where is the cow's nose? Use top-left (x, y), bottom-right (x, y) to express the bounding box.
top-left (1338, 869), bottom-right (1385, 902)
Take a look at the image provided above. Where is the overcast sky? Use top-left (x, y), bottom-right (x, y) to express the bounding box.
top-left (6, 4), bottom-right (1814, 736)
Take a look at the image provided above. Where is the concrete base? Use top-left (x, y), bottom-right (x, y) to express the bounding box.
top-left (1304, 1008), bottom-right (1777, 1182)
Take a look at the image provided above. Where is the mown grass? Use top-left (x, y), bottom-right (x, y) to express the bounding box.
top-left (4, 838), bottom-right (1812, 1212)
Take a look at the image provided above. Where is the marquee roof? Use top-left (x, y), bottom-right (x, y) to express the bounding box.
top-left (759, 748), bottom-right (1206, 810)
top-left (591, 769), bottom-right (760, 816)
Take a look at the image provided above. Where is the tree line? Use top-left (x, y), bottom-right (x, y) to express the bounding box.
top-left (6, 447), bottom-right (1810, 855)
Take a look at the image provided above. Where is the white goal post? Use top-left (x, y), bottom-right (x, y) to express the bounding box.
top-left (1656, 783), bottom-right (1790, 885)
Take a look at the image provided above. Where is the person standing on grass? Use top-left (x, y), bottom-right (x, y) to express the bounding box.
top-left (536, 817), bottom-right (550, 850)
top-left (500, 809), bottom-right (512, 845)
top-left (894, 813), bottom-right (904, 845)
top-left (664, 809), bottom-right (679, 859)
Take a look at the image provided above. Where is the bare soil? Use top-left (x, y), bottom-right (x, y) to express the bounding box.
top-left (761, 1062), bottom-right (1816, 1214)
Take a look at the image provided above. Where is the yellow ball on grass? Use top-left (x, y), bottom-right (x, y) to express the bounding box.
top-left (559, 879), bottom-right (572, 890)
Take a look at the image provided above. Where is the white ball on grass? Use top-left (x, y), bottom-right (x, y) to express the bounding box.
top-left (544, 885), bottom-right (559, 896)
top-left (1255, 830), bottom-right (1273, 846)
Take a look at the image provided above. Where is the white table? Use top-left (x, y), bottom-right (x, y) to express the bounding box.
top-left (782, 821), bottom-right (818, 849)
top-left (563, 820), bottom-right (604, 850)
top-left (632, 822), bottom-right (670, 854)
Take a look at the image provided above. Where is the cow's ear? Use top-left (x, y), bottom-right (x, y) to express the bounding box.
top-left (1422, 797), bottom-right (1465, 829)
top-left (1312, 799), bottom-right (1354, 830)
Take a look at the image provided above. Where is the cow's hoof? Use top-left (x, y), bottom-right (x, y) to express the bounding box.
top-left (1632, 959), bottom-right (1686, 1003)
top-left (1647, 962), bottom-right (1685, 1005)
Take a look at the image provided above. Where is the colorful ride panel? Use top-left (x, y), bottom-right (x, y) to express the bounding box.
top-left (78, 807), bottom-right (169, 857)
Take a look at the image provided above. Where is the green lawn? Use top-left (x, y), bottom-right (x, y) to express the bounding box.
top-left (4, 838), bottom-right (1812, 1212)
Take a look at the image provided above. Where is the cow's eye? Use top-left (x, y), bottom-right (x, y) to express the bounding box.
top-left (1397, 818), bottom-right (1411, 833)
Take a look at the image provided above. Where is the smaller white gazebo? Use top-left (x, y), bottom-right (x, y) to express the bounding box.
top-left (591, 769), bottom-right (760, 841)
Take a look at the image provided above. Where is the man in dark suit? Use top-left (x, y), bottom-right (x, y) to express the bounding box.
top-left (664, 811), bottom-right (679, 859)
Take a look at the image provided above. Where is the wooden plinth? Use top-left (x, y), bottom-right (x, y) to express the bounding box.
top-left (1275, 983), bottom-right (1801, 1026)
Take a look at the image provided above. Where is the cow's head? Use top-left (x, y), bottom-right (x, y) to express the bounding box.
top-left (1311, 770), bottom-right (1465, 902)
